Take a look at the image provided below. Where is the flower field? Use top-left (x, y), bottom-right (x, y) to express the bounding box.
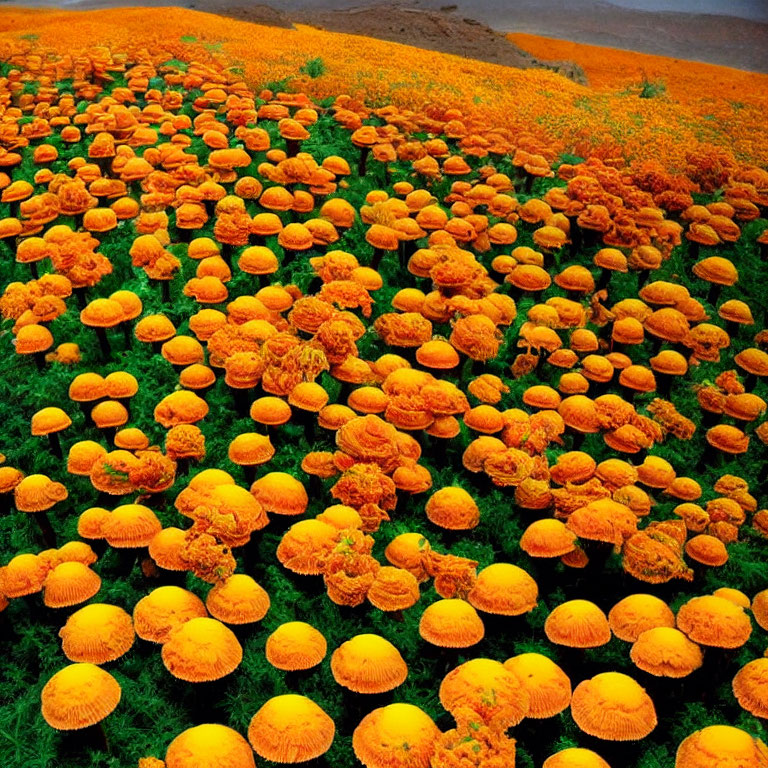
top-left (1, 7), bottom-right (768, 171)
top-left (1, 8), bottom-right (768, 768)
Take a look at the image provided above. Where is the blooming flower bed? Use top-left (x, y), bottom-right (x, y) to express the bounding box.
top-left (1, 18), bottom-right (768, 768)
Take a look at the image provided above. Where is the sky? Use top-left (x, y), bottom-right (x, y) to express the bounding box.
top-left (606, 0), bottom-right (768, 21)
top-left (14, 0), bottom-right (768, 23)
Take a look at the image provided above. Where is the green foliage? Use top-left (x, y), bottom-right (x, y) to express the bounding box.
top-left (557, 152), bottom-right (585, 166)
top-left (638, 77), bottom-right (667, 99)
top-left (573, 95), bottom-right (594, 112)
top-left (179, 35), bottom-right (197, 43)
top-left (262, 77), bottom-right (293, 95)
top-left (0, 57), bottom-right (768, 768)
top-left (299, 57), bottom-right (327, 79)
top-left (161, 59), bottom-right (188, 72)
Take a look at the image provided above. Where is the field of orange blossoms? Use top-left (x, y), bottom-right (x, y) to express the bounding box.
top-left (509, 32), bottom-right (768, 164)
top-left (1, 7), bottom-right (768, 768)
top-left (0, 7), bottom-right (767, 172)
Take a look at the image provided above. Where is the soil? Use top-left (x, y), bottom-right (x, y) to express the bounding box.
top-left (104, 0), bottom-right (587, 81)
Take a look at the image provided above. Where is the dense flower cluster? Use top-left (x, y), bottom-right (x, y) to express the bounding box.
top-left (0, 21), bottom-right (767, 768)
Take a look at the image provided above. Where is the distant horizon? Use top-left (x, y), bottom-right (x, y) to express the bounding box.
top-left (5, 0), bottom-right (768, 20)
top-left (604, 0), bottom-right (768, 22)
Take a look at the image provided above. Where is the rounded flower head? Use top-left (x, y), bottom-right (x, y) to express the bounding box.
top-left (520, 518), bottom-right (577, 558)
top-left (571, 672), bottom-right (657, 741)
top-left (103, 504), bottom-right (162, 548)
top-left (43, 561), bottom-right (101, 608)
top-left (416, 339), bottom-right (460, 370)
top-left (161, 617), bottom-right (243, 682)
top-left (250, 396), bottom-right (292, 426)
top-left (228, 433), bottom-right (274, 467)
top-left (630, 627), bottom-right (703, 678)
top-left (265, 621), bottom-right (327, 671)
top-left (353, 703), bottom-right (440, 768)
top-left (59, 603), bottom-right (134, 664)
top-left (676, 595), bottom-right (752, 648)
top-left (80, 298), bottom-right (124, 328)
top-left (69, 372), bottom-right (107, 403)
top-left (425, 486), bottom-right (480, 530)
top-left (31, 407), bottom-right (71, 436)
top-left (205, 574), bottom-right (270, 625)
top-left (248, 694), bottom-right (335, 763)
top-left (77, 507), bottom-right (110, 540)
top-left (331, 633), bottom-right (408, 693)
top-left (67, 441), bottom-right (107, 476)
top-left (15, 324), bottom-right (54, 355)
top-left (14, 474), bottom-right (68, 512)
top-left (545, 599), bottom-right (611, 648)
top-left (250, 472), bottom-right (308, 516)
top-left (439, 658), bottom-right (530, 728)
top-left (277, 519), bottom-right (338, 575)
top-left (558, 395), bottom-right (600, 434)
top-left (367, 566), bottom-right (420, 612)
top-left (733, 659), bottom-right (768, 718)
top-left (41, 663), bottom-right (121, 730)
top-left (336, 415), bottom-right (402, 473)
top-left (0, 466), bottom-right (24, 495)
top-left (706, 424), bottom-right (749, 455)
top-left (419, 599), bottom-right (484, 648)
top-left (450, 314), bottom-right (503, 362)
top-left (165, 724), bottom-right (255, 768)
top-left (504, 653), bottom-right (572, 718)
top-left (0, 553), bottom-right (49, 597)
top-left (685, 534), bottom-right (728, 567)
top-left (608, 594), bottom-right (676, 642)
top-left (154, 391), bottom-right (209, 428)
top-left (384, 532), bottom-right (431, 582)
top-left (468, 563), bottom-right (538, 616)
top-left (133, 586), bottom-right (208, 644)
top-left (675, 725), bottom-right (768, 768)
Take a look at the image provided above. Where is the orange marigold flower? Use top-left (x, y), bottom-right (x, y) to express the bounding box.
top-left (129, 450), bottom-right (177, 494)
top-left (621, 531), bottom-right (693, 585)
top-left (165, 425), bottom-right (206, 461)
top-left (467, 374), bottom-right (510, 405)
top-left (695, 385), bottom-right (726, 414)
top-left (374, 312), bottom-right (433, 348)
top-left (335, 415), bottom-right (401, 473)
top-left (715, 369), bottom-right (745, 395)
top-left (319, 280), bottom-right (374, 317)
top-left (450, 315), bottom-right (503, 362)
top-left (207, 325), bottom-right (260, 367)
top-left (319, 530), bottom-right (380, 607)
top-left (330, 463), bottom-right (398, 511)
top-left (421, 550), bottom-right (478, 599)
top-left (431, 708), bottom-right (517, 768)
top-left (315, 319), bottom-right (359, 365)
top-left (289, 296), bottom-right (338, 334)
top-left (483, 448), bottom-right (535, 487)
top-left (356, 503), bottom-right (391, 533)
top-left (646, 399), bottom-right (696, 440)
top-left (179, 528), bottom-right (236, 584)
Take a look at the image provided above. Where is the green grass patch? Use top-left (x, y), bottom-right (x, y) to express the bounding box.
top-left (299, 57), bottom-right (327, 79)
